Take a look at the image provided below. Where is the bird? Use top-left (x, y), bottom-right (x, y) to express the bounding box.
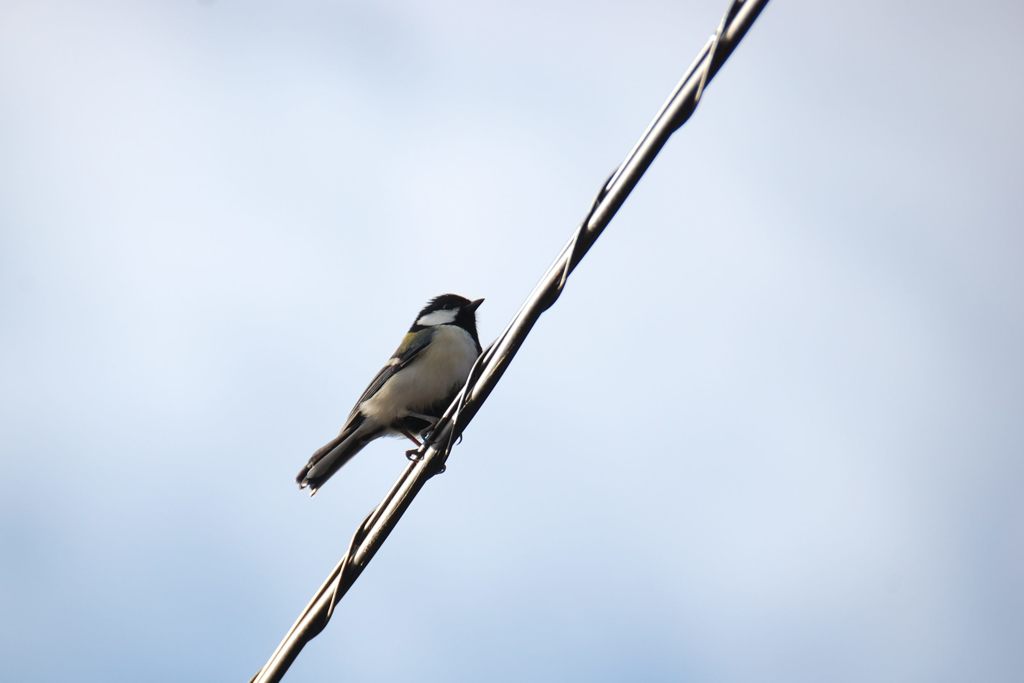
top-left (296, 294), bottom-right (484, 494)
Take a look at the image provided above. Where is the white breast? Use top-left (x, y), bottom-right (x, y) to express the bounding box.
top-left (360, 325), bottom-right (478, 425)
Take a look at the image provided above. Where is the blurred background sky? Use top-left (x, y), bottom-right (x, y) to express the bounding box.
top-left (2, 1), bottom-right (1022, 681)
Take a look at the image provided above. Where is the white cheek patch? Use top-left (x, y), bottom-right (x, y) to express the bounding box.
top-left (416, 308), bottom-right (458, 327)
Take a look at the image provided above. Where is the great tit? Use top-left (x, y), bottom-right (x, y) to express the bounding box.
top-left (297, 294), bottom-right (484, 494)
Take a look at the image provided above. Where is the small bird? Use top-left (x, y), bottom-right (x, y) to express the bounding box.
top-left (297, 294), bottom-right (484, 494)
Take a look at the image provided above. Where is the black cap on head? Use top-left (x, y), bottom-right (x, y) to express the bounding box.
top-left (420, 293), bottom-right (472, 315)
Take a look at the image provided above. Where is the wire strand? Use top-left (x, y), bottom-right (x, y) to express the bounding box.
top-left (250, 2), bottom-right (770, 680)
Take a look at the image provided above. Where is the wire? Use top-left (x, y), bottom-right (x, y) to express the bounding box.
top-left (250, 1), bottom-right (770, 680)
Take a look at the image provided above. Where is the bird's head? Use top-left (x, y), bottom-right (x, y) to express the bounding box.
top-left (411, 293), bottom-right (484, 343)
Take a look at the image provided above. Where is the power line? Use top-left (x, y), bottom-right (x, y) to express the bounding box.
top-left (251, 1), bottom-right (770, 680)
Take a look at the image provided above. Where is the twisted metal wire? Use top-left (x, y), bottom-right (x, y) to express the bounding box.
top-left (251, 1), bottom-right (769, 680)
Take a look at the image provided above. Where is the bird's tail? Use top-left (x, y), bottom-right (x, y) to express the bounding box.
top-left (296, 416), bottom-right (379, 494)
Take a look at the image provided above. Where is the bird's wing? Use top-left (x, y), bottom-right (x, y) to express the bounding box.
top-left (298, 329), bottom-right (438, 492)
top-left (351, 327), bottom-right (436, 410)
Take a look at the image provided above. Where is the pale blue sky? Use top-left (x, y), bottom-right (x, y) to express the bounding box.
top-left (2, 1), bottom-right (1022, 681)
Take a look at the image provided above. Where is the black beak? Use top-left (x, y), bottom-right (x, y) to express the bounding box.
top-left (467, 298), bottom-right (484, 312)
